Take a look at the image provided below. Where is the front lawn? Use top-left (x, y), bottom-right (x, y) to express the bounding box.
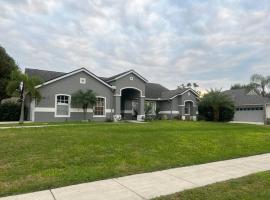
top-left (155, 171), bottom-right (270, 200)
top-left (0, 121), bottom-right (270, 197)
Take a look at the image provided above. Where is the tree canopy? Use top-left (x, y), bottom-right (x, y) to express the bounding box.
top-left (250, 74), bottom-right (270, 97)
top-left (199, 89), bottom-right (234, 122)
top-left (6, 69), bottom-right (42, 123)
top-left (0, 45), bottom-right (18, 102)
top-left (72, 90), bottom-right (96, 120)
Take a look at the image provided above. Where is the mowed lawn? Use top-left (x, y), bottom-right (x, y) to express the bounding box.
top-left (0, 121), bottom-right (270, 197)
top-left (156, 171), bottom-right (270, 200)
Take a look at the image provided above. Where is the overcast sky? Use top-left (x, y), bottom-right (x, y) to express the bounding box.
top-left (1, 0), bottom-right (270, 90)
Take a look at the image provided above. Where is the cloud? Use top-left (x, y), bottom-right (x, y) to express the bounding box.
top-left (0, 0), bottom-right (269, 90)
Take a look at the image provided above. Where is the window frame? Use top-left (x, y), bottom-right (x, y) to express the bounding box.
top-left (80, 78), bottom-right (86, 84)
top-left (55, 94), bottom-right (71, 118)
top-left (146, 101), bottom-right (156, 115)
top-left (93, 96), bottom-right (106, 117)
top-left (184, 101), bottom-right (193, 115)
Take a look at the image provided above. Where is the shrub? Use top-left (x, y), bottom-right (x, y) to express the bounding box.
top-left (0, 102), bottom-right (27, 121)
top-left (199, 89), bottom-right (234, 122)
top-left (105, 118), bottom-right (113, 122)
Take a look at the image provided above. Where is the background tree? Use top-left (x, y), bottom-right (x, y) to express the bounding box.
top-left (6, 69), bottom-right (42, 123)
top-left (0, 45), bottom-right (18, 102)
top-left (72, 90), bottom-right (96, 120)
top-left (250, 74), bottom-right (270, 96)
top-left (187, 83), bottom-right (192, 88)
top-left (198, 89), bottom-right (234, 122)
top-left (230, 83), bottom-right (256, 91)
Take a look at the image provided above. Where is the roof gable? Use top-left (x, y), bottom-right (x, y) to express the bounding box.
top-left (106, 69), bottom-right (148, 83)
top-left (35, 68), bottom-right (113, 89)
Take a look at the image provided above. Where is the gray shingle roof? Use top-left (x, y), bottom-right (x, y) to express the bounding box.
top-left (161, 88), bottom-right (190, 99)
top-left (25, 68), bottom-right (198, 100)
top-left (223, 89), bottom-right (270, 106)
top-left (145, 83), bottom-right (169, 99)
top-left (25, 68), bottom-right (66, 82)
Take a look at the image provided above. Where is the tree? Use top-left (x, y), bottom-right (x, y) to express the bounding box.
top-left (6, 69), bottom-right (42, 123)
top-left (0, 45), bottom-right (18, 102)
top-left (250, 74), bottom-right (270, 97)
top-left (230, 83), bottom-right (256, 91)
top-left (198, 89), bottom-right (234, 122)
top-left (72, 90), bottom-right (96, 120)
top-left (187, 83), bottom-right (192, 88)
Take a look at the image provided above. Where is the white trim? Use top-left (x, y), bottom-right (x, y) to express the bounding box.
top-left (93, 96), bottom-right (106, 117)
top-left (55, 94), bottom-right (71, 118)
top-left (35, 107), bottom-right (113, 114)
top-left (170, 89), bottom-right (199, 100)
top-left (118, 87), bottom-right (144, 97)
top-left (121, 110), bottom-right (133, 114)
top-left (106, 109), bottom-right (114, 113)
top-left (35, 107), bottom-right (55, 112)
top-left (70, 108), bottom-right (93, 113)
top-left (80, 77), bottom-right (86, 84)
top-left (107, 70), bottom-right (148, 83)
top-left (35, 68), bottom-right (113, 89)
top-left (184, 100), bottom-right (194, 115)
top-left (158, 111), bottom-right (179, 114)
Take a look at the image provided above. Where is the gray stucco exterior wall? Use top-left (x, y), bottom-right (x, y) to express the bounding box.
top-left (34, 71), bottom-right (113, 122)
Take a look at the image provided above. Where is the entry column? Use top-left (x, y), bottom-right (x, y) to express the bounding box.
top-left (137, 96), bottom-right (145, 121)
top-left (113, 95), bottom-right (121, 121)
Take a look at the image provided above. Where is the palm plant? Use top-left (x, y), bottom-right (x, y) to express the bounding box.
top-left (199, 89), bottom-right (234, 121)
top-left (250, 74), bottom-right (270, 97)
top-left (72, 90), bottom-right (96, 120)
top-left (6, 69), bottom-right (42, 123)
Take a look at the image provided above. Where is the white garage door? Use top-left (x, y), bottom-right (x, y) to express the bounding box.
top-left (234, 107), bottom-right (265, 123)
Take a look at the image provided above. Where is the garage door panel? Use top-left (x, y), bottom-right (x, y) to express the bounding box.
top-left (234, 110), bottom-right (264, 123)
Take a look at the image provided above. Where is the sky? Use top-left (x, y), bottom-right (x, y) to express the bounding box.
top-left (0, 0), bottom-right (270, 90)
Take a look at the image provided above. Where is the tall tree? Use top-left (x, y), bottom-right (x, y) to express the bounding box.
top-left (0, 45), bottom-right (18, 102)
top-left (250, 74), bottom-right (270, 97)
top-left (6, 69), bottom-right (42, 123)
top-left (72, 90), bottom-right (96, 120)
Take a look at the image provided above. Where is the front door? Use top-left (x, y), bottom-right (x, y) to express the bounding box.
top-left (132, 100), bottom-right (138, 120)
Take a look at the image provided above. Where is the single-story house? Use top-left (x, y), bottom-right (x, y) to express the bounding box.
top-left (25, 68), bottom-right (199, 122)
top-left (224, 89), bottom-right (270, 124)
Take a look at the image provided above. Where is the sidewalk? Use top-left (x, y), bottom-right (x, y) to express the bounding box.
top-left (1, 153), bottom-right (270, 200)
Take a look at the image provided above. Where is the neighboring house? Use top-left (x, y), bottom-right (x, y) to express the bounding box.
top-left (224, 89), bottom-right (270, 124)
top-left (25, 68), bottom-right (199, 122)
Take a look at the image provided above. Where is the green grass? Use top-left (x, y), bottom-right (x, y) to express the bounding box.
top-left (0, 121), bottom-right (270, 197)
top-left (155, 171), bottom-right (270, 200)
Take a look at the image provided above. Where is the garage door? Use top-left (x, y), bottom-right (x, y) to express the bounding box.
top-left (234, 107), bottom-right (265, 123)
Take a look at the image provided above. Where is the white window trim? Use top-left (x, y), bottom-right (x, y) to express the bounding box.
top-left (146, 101), bottom-right (156, 115)
top-left (184, 100), bottom-right (193, 115)
top-left (93, 96), bottom-right (106, 117)
top-left (80, 77), bottom-right (86, 84)
top-left (55, 94), bottom-right (71, 118)
top-left (118, 87), bottom-right (145, 97)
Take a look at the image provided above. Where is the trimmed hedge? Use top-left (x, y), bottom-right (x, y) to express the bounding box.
top-left (0, 102), bottom-right (27, 121)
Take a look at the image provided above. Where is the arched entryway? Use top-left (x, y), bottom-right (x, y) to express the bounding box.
top-left (121, 88), bottom-right (141, 120)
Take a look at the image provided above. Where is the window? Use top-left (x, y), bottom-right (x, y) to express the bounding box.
top-left (184, 101), bottom-right (192, 115)
top-left (146, 101), bottom-right (156, 115)
top-left (130, 76), bottom-right (134, 80)
top-left (94, 97), bottom-right (105, 116)
top-left (55, 95), bottom-right (70, 117)
top-left (80, 78), bottom-right (86, 84)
